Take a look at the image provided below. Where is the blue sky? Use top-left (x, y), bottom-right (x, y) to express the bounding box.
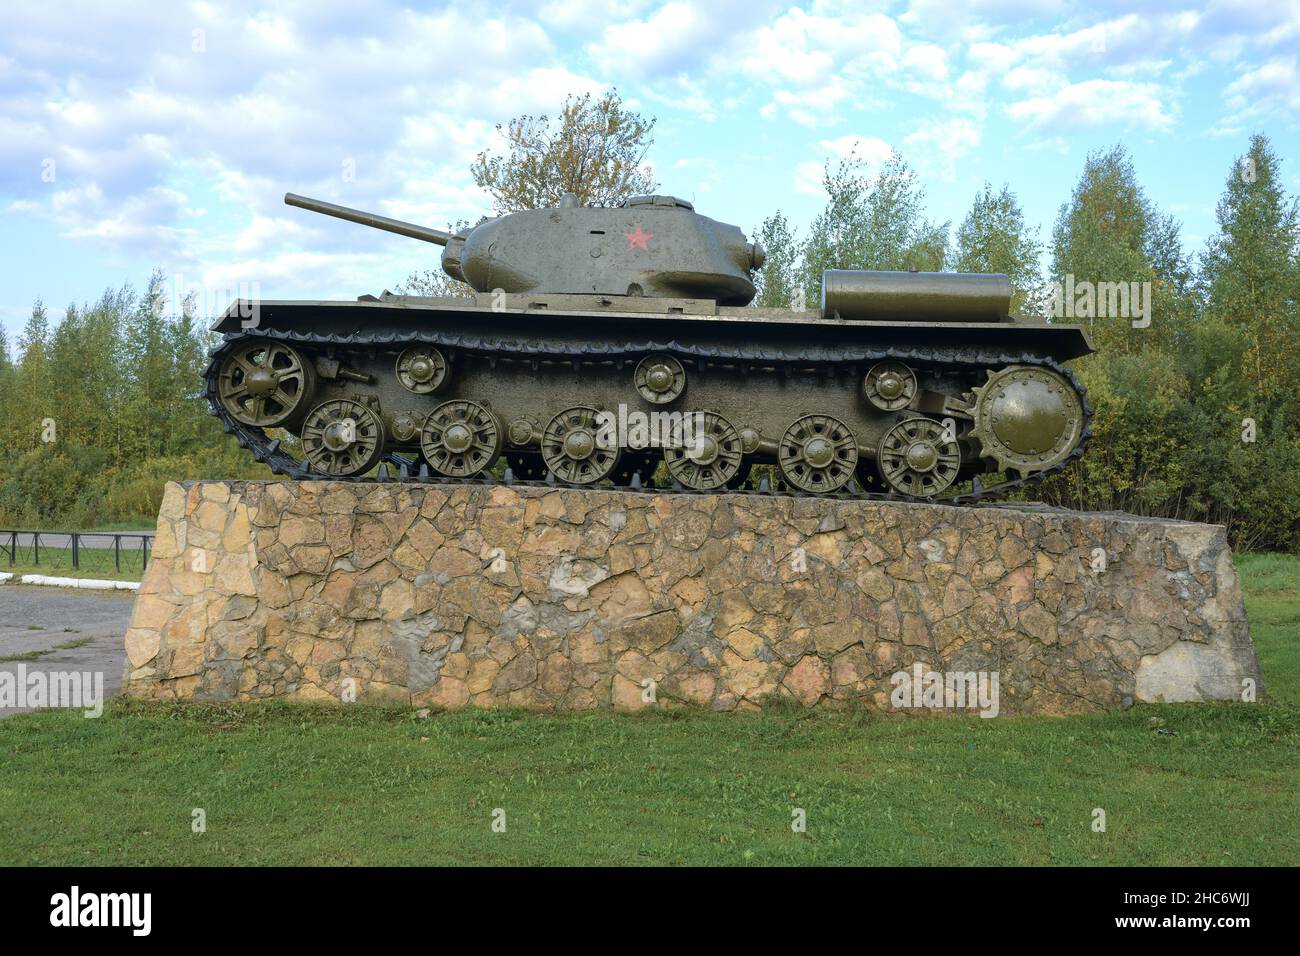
top-left (2, 0), bottom-right (1298, 341)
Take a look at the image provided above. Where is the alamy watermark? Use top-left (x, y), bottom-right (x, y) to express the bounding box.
top-left (50, 886), bottom-right (151, 935)
top-left (890, 662), bottom-right (1000, 718)
top-left (595, 405), bottom-right (707, 458)
top-left (0, 665), bottom-right (104, 717)
top-left (1047, 275), bottom-right (1151, 328)
top-left (151, 274), bottom-right (261, 327)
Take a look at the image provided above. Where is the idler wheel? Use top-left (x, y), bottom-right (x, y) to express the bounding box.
top-left (862, 361), bottom-right (917, 412)
top-left (542, 405), bottom-right (621, 484)
top-left (777, 414), bottom-right (858, 493)
top-left (420, 399), bottom-right (502, 478)
top-left (300, 398), bottom-right (385, 477)
top-left (634, 354), bottom-right (686, 405)
top-left (396, 346), bottom-right (448, 394)
top-left (970, 366), bottom-right (1084, 474)
top-left (877, 417), bottom-right (961, 497)
top-left (217, 340), bottom-right (315, 427)
top-left (663, 411), bottom-right (743, 491)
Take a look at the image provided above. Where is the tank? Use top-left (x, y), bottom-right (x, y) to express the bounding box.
top-left (202, 190), bottom-right (1093, 501)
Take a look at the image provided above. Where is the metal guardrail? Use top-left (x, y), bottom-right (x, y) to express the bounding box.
top-left (1, 530), bottom-right (153, 574)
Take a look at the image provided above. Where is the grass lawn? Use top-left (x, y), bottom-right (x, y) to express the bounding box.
top-left (0, 518), bottom-right (158, 532)
top-left (1, 558), bottom-right (143, 583)
top-left (0, 554), bottom-right (1295, 866)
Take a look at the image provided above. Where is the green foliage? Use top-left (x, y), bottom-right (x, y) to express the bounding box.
top-left (1047, 145), bottom-right (1199, 356)
top-left (471, 90), bottom-right (656, 214)
top-left (752, 211), bottom-right (801, 309)
top-left (1200, 134), bottom-right (1300, 400)
top-left (1034, 136), bottom-right (1300, 551)
top-left (0, 277), bottom-right (271, 529)
top-left (952, 182), bottom-right (1043, 315)
top-left (396, 267), bottom-right (475, 299)
top-left (800, 151), bottom-right (948, 296)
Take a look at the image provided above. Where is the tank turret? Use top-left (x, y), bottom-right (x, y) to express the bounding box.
top-left (285, 192), bottom-right (764, 305)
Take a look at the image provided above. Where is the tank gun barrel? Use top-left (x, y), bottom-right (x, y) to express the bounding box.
top-left (284, 193), bottom-right (452, 246)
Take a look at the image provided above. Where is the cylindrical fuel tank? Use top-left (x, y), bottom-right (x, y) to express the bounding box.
top-left (822, 270), bottom-right (1012, 322)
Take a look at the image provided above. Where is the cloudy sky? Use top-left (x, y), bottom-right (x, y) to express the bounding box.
top-left (2, 0), bottom-right (1297, 338)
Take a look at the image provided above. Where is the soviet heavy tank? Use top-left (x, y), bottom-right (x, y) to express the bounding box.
top-left (202, 190), bottom-right (1092, 501)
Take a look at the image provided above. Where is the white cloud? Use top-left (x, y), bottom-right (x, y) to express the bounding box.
top-left (587, 0), bottom-right (770, 78)
top-left (1006, 79), bottom-right (1174, 130)
top-left (793, 160), bottom-right (825, 195)
top-left (0, 0), bottom-right (603, 278)
top-left (738, 7), bottom-right (905, 123)
top-left (902, 43), bottom-right (949, 81)
top-left (793, 134), bottom-right (896, 194)
top-left (903, 118), bottom-right (982, 181)
top-left (1223, 57), bottom-right (1300, 120)
top-left (819, 135), bottom-right (895, 166)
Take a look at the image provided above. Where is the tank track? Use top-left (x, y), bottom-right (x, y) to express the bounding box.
top-left (202, 327), bottom-right (1092, 505)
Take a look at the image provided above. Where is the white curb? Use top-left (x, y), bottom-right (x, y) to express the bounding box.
top-left (0, 572), bottom-right (12, 583)
top-left (12, 574), bottom-right (139, 591)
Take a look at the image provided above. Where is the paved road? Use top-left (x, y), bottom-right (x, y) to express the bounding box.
top-left (0, 585), bottom-right (134, 717)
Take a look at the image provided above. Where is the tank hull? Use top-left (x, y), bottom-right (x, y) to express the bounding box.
top-left (205, 296), bottom-right (1092, 501)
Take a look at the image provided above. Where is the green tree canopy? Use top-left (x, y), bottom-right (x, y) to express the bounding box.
top-left (751, 211), bottom-right (801, 309)
top-left (1049, 145), bottom-right (1196, 353)
top-left (801, 151), bottom-right (948, 296)
top-left (471, 90), bottom-right (657, 213)
top-left (952, 183), bottom-right (1043, 315)
top-left (1200, 134), bottom-right (1300, 399)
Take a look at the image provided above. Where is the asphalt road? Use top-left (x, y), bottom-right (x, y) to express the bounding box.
top-left (0, 585), bottom-right (135, 717)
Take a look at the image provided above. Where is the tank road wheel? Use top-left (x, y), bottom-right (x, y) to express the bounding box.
top-left (877, 417), bottom-right (961, 498)
top-left (217, 340), bottom-right (315, 427)
top-left (778, 414), bottom-right (858, 493)
top-left (634, 354), bottom-right (686, 405)
top-left (420, 400), bottom-right (502, 478)
top-left (396, 346), bottom-right (448, 394)
top-left (663, 411), bottom-right (743, 491)
top-left (542, 406), bottom-right (621, 485)
top-left (300, 399), bottom-right (385, 477)
top-left (969, 366), bottom-right (1085, 476)
top-left (862, 361), bottom-right (917, 412)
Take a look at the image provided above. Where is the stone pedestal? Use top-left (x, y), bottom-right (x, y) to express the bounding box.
top-left (120, 480), bottom-right (1261, 715)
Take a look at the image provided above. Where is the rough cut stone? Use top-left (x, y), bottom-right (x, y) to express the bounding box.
top-left (120, 480), bottom-right (1264, 715)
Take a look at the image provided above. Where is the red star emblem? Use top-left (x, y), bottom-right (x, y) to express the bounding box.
top-left (624, 224), bottom-right (653, 251)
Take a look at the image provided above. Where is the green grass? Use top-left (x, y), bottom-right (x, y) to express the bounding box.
top-left (2, 555), bottom-right (144, 582)
top-left (1236, 553), bottom-right (1300, 706)
top-left (0, 554), bottom-right (1295, 866)
top-left (0, 519), bottom-right (157, 532)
